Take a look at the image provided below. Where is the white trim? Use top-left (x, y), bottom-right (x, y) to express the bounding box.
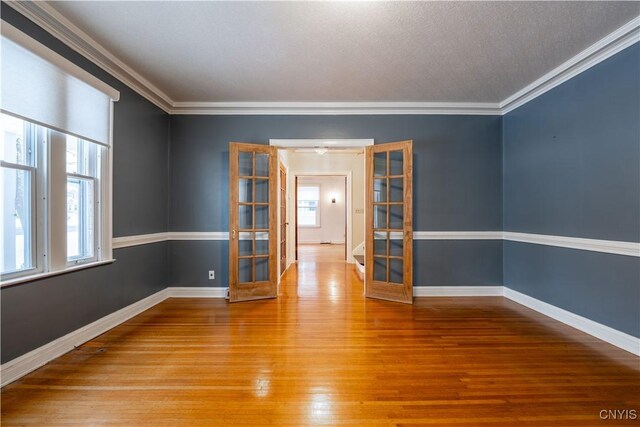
top-left (167, 231), bottom-right (229, 241)
top-left (109, 231), bottom-right (640, 257)
top-left (0, 288), bottom-right (169, 387)
top-left (413, 231), bottom-right (503, 240)
top-left (413, 286), bottom-right (503, 297)
top-left (5, 2), bottom-right (639, 116)
top-left (113, 233), bottom-right (168, 249)
top-left (503, 232), bottom-right (640, 257)
top-left (167, 286), bottom-right (227, 298)
top-left (111, 232), bottom-right (230, 248)
top-left (173, 102), bottom-right (502, 115)
top-left (501, 16), bottom-right (640, 114)
top-left (503, 287), bottom-right (640, 356)
top-left (4, 0), bottom-right (172, 113)
top-left (270, 139), bottom-right (373, 148)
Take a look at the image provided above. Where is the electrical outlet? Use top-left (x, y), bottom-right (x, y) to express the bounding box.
top-left (208, 270), bottom-right (215, 280)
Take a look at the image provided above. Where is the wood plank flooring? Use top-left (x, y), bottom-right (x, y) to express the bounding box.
top-left (2, 245), bottom-right (639, 425)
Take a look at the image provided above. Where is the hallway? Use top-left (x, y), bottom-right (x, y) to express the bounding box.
top-left (2, 252), bottom-right (639, 425)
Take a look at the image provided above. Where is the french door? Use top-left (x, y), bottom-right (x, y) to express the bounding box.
top-left (229, 143), bottom-right (278, 302)
top-left (365, 140), bottom-right (413, 304)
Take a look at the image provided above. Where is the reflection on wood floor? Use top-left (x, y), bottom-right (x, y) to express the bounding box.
top-left (2, 245), bottom-right (639, 426)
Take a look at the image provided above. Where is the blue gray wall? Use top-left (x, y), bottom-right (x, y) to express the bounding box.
top-left (503, 42), bottom-right (640, 337)
top-left (168, 115), bottom-right (503, 287)
top-left (0, 4), bottom-right (170, 363)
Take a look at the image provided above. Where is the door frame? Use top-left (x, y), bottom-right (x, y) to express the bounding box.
top-left (293, 171), bottom-right (353, 263)
top-left (278, 161), bottom-right (288, 277)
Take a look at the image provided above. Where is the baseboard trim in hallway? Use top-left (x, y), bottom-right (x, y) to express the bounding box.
top-left (2, 285), bottom-right (637, 388)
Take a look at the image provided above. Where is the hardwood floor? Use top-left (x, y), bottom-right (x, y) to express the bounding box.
top-left (298, 243), bottom-right (346, 263)
top-left (2, 253), bottom-right (639, 425)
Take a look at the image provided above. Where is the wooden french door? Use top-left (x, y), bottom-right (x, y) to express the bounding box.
top-left (279, 163), bottom-right (287, 275)
top-left (229, 143), bottom-right (278, 302)
top-left (365, 140), bottom-right (413, 304)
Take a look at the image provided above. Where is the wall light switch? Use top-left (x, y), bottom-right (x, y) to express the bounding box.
top-left (208, 270), bottom-right (215, 280)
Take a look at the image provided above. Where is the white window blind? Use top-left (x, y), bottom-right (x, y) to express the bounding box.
top-left (1, 23), bottom-right (119, 147)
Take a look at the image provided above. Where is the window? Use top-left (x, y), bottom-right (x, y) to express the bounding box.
top-left (1, 23), bottom-right (118, 284)
top-left (297, 185), bottom-right (320, 227)
top-left (0, 115), bottom-right (40, 277)
top-left (66, 136), bottom-right (100, 263)
top-left (1, 114), bottom-right (109, 281)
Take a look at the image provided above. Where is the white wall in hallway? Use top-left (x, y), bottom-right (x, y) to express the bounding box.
top-left (297, 176), bottom-right (346, 244)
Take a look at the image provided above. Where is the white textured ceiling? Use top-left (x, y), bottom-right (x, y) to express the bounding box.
top-left (48, 1), bottom-right (639, 103)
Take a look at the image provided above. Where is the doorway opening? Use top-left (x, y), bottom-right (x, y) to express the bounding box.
top-left (273, 141), bottom-right (369, 284)
top-left (295, 174), bottom-right (347, 263)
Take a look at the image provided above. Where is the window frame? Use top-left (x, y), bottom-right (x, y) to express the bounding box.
top-left (1, 116), bottom-right (113, 287)
top-left (64, 136), bottom-right (101, 266)
top-left (297, 184), bottom-right (321, 228)
top-left (0, 121), bottom-right (46, 281)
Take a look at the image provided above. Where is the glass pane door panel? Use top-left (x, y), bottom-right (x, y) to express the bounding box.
top-left (255, 179), bottom-right (269, 203)
top-left (374, 257), bottom-right (387, 282)
top-left (255, 257), bottom-right (269, 281)
top-left (239, 151), bottom-right (253, 176)
top-left (374, 231), bottom-right (387, 255)
top-left (255, 154), bottom-right (269, 177)
top-left (389, 178), bottom-right (404, 202)
top-left (238, 232), bottom-right (253, 256)
top-left (239, 258), bottom-right (252, 283)
top-left (373, 178), bottom-right (387, 202)
top-left (374, 152), bottom-right (387, 176)
top-left (239, 205), bottom-right (253, 229)
top-left (390, 232), bottom-right (403, 256)
top-left (389, 259), bottom-right (403, 283)
top-left (373, 205), bottom-right (387, 229)
top-left (389, 205), bottom-right (403, 229)
top-left (239, 178), bottom-right (253, 203)
top-left (255, 205), bottom-right (269, 229)
top-left (389, 150), bottom-right (403, 176)
top-left (255, 232), bottom-right (269, 255)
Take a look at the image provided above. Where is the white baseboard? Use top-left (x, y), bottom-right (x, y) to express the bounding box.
top-left (413, 286), bottom-right (503, 297)
top-left (0, 288), bottom-right (169, 387)
top-left (167, 287), bottom-right (227, 298)
top-left (503, 287), bottom-right (640, 356)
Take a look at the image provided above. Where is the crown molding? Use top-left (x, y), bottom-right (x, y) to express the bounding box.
top-left (501, 16), bottom-right (640, 114)
top-left (170, 102), bottom-right (502, 115)
top-left (4, 0), bottom-right (174, 113)
top-left (5, 2), bottom-right (639, 116)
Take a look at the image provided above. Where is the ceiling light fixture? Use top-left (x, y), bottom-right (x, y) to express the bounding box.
top-left (314, 147), bottom-right (327, 155)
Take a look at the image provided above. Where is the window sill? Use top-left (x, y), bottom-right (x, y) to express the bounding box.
top-left (0, 259), bottom-right (116, 288)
